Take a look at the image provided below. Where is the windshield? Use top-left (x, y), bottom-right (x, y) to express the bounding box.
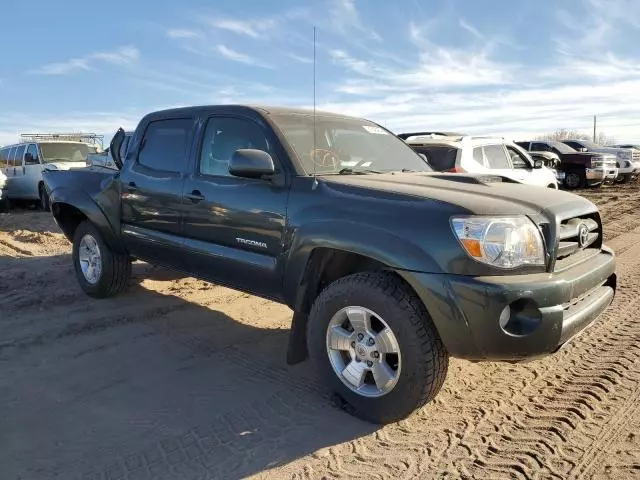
top-left (39, 142), bottom-right (96, 163)
top-left (549, 141), bottom-right (578, 154)
top-left (271, 114), bottom-right (432, 174)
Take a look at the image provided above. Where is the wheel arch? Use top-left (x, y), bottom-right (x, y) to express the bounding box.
top-left (49, 186), bottom-right (125, 252)
top-left (285, 245), bottom-right (435, 365)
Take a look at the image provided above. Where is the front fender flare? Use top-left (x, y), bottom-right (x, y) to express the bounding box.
top-left (282, 220), bottom-right (443, 308)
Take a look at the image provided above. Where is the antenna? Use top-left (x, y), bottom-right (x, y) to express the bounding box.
top-left (312, 25), bottom-right (318, 188)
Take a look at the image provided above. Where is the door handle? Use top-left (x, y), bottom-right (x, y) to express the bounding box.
top-left (126, 182), bottom-right (137, 192)
top-left (186, 190), bottom-right (205, 202)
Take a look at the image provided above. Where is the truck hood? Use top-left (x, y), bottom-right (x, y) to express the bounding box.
top-left (322, 172), bottom-right (597, 217)
top-left (43, 161), bottom-right (88, 171)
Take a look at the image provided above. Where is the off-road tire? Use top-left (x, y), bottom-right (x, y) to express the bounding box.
top-left (72, 220), bottom-right (131, 298)
top-left (39, 183), bottom-right (50, 211)
top-left (307, 271), bottom-right (449, 424)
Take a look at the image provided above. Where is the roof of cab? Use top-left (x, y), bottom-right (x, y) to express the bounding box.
top-left (142, 104), bottom-right (363, 121)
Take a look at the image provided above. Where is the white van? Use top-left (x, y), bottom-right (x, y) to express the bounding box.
top-left (0, 141), bottom-right (97, 209)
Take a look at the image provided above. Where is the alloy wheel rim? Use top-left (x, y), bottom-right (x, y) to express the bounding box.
top-left (78, 234), bottom-right (102, 284)
top-left (325, 306), bottom-right (401, 398)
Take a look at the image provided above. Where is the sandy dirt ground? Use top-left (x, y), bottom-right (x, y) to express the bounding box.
top-left (1, 185), bottom-right (640, 480)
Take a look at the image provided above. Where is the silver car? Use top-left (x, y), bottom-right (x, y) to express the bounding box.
top-left (0, 141), bottom-right (98, 209)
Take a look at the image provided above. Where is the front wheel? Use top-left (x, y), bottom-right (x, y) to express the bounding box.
top-left (72, 220), bottom-right (131, 298)
top-left (564, 170), bottom-right (584, 189)
top-left (307, 272), bottom-right (449, 424)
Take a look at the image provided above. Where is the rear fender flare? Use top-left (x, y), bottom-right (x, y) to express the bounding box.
top-left (49, 185), bottom-right (125, 252)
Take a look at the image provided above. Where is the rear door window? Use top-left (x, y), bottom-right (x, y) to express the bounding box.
top-left (8, 147), bottom-right (17, 166)
top-left (0, 148), bottom-right (9, 168)
top-left (138, 118), bottom-right (193, 173)
top-left (13, 145), bottom-right (26, 167)
top-left (472, 147), bottom-right (485, 165)
top-left (410, 145), bottom-right (458, 171)
top-left (483, 144), bottom-right (511, 169)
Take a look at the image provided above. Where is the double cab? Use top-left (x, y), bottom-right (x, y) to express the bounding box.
top-left (43, 105), bottom-right (617, 424)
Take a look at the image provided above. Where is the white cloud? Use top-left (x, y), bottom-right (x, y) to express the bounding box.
top-left (167, 28), bottom-right (202, 39)
top-left (555, 0), bottom-right (640, 54)
top-left (92, 46), bottom-right (139, 65)
top-left (30, 46), bottom-right (139, 75)
top-left (459, 19), bottom-right (484, 40)
top-left (216, 45), bottom-right (272, 68)
top-left (32, 58), bottom-right (92, 75)
top-left (329, 0), bottom-right (381, 41)
top-left (207, 18), bottom-right (276, 38)
top-left (288, 53), bottom-right (314, 64)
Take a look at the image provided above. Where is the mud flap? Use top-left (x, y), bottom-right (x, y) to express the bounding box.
top-left (287, 310), bottom-right (309, 365)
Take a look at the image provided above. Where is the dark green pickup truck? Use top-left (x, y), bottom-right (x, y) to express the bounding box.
top-left (42, 105), bottom-right (617, 424)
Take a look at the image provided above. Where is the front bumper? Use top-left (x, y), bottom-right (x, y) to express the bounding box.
top-left (400, 247), bottom-right (616, 362)
top-left (586, 166), bottom-right (618, 184)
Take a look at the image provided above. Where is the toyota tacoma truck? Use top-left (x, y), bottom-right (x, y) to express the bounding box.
top-left (42, 105), bottom-right (617, 424)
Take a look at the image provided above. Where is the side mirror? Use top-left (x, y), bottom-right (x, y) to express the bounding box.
top-left (229, 149), bottom-right (275, 179)
top-left (533, 159), bottom-right (544, 169)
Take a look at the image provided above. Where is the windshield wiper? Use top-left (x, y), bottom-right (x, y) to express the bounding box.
top-left (337, 168), bottom-right (383, 175)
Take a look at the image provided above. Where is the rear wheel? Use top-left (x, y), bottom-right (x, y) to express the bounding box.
top-left (307, 272), bottom-right (449, 424)
top-left (72, 220), bottom-right (131, 298)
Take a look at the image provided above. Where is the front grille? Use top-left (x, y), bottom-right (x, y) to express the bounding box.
top-left (553, 213), bottom-right (602, 271)
top-left (633, 150), bottom-right (640, 162)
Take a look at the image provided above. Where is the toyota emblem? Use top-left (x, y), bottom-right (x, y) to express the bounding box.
top-left (578, 224), bottom-right (590, 248)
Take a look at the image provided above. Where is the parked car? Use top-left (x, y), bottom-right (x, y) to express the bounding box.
top-left (561, 139), bottom-right (639, 183)
top-left (399, 132), bottom-right (559, 188)
top-left (0, 139), bottom-right (98, 210)
top-left (611, 144), bottom-right (640, 182)
top-left (516, 140), bottom-right (618, 189)
top-left (87, 130), bottom-right (134, 171)
top-left (43, 105), bottom-right (616, 424)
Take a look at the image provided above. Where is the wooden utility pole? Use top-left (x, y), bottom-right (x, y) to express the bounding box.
top-left (593, 115), bottom-right (597, 142)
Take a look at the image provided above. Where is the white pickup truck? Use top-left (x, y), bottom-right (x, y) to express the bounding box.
top-left (562, 139), bottom-right (640, 183)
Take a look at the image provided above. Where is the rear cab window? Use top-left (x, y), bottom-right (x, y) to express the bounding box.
top-left (410, 145), bottom-right (458, 171)
top-left (137, 118), bottom-right (193, 173)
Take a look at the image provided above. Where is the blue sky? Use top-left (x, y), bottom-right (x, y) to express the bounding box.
top-left (1, 0), bottom-right (639, 146)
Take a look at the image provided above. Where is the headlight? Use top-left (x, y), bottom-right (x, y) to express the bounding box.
top-left (451, 216), bottom-right (545, 268)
